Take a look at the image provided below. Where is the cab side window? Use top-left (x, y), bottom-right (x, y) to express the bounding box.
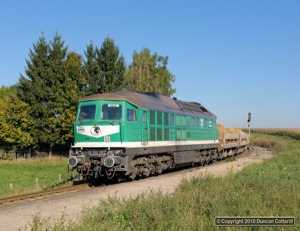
top-left (127, 109), bottom-right (137, 121)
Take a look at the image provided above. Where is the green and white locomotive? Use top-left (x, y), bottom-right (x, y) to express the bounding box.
top-left (68, 89), bottom-right (246, 182)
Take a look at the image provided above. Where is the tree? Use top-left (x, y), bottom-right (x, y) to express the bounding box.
top-left (96, 37), bottom-right (126, 93)
top-left (83, 37), bottom-right (126, 95)
top-left (0, 92), bottom-right (34, 151)
top-left (124, 48), bottom-right (176, 96)
top-left (43, 33), bottom-right (68, 155)
top-left (0, 85), bottom-right (17, 97)
top-left (51, 52), bottom-right (85, 146)
top-left (17, 33), bottom-right (84, 155)
top-left (18, 34), bottom-right (51, 152)
top-left (83, 42), bottom-right (102, 95)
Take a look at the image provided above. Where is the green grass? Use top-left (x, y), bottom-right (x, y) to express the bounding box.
top-left (0, 156), bottom-right (74, 198)
top-left (30, 134), bottom-right (300, 230)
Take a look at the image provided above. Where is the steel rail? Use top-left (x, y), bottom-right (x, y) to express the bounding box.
top-left (0, 183), bottom-right (90, 206)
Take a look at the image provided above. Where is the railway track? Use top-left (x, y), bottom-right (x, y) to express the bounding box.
top-left (0, 183), bottom-right (90, 206)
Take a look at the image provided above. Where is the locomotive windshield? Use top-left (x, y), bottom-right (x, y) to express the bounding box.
top-left (78, 104), bottom-right (96, 121)
top-left (101, 104), bottom-right (122, 120)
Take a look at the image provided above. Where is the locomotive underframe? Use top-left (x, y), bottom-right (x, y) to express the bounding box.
top-left (69, 142), bottom-right (248, 182)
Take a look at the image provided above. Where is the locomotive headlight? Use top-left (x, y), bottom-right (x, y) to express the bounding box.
top-left (68, 156), bottom-right (78, 168)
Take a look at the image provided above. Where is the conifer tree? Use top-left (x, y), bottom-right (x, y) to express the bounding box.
top-left (18, 33), bottom-right (84, 155)
top-left (96, 37), bottom-right (126, 93)
top-left (83, 37), bottom-right (126, 95)
top-left (44, 33), bottom-right (68, 155)
top-left (18, 34), bottom-right (51, 152)
top-left (83, 42), bottom-right (102, 95)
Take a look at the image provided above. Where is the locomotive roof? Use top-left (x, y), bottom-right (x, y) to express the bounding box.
top-left (80, 89), bottom-right (216, 119)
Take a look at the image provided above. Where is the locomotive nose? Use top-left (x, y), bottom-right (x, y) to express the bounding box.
top-left (68, 156), bottom-right (78, 168)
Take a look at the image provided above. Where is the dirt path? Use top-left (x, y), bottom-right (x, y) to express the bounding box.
top-left (0, 147), bottom-right (272, 231)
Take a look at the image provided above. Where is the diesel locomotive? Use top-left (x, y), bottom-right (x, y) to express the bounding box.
top-left (68, 88), bottom-right (249, 182)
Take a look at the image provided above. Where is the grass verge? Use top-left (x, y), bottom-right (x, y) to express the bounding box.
top-left (0, 156), bottom-right (74, 198)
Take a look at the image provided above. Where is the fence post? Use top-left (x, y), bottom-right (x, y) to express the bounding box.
top-left (35, 178), bottom-right (39, 191)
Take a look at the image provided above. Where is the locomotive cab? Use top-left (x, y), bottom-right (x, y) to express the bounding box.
top-left (69, 99), bottom-right (129, 181)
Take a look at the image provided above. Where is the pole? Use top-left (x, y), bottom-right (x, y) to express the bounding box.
top-left (248, 112), bottom-right (251, 143)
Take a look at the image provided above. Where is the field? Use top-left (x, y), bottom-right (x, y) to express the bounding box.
top-left (247, 128), bottom-right (300, 140)
top-left (29, 131), bottom-right (300, 230)
top-left (0, 157), bottom-right (74, 198)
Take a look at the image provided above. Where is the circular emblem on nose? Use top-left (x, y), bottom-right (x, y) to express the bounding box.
top-left (90, 126), bottom-right (101, 136)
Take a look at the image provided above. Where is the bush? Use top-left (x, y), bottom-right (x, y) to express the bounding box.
top-left (250, 136), bottom-right (286, 153)
top-left (0, 149), bottom-right (14, 160)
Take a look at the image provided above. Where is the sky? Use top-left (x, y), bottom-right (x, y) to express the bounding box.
top-left (0, 0), bottom-right (299, 128)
